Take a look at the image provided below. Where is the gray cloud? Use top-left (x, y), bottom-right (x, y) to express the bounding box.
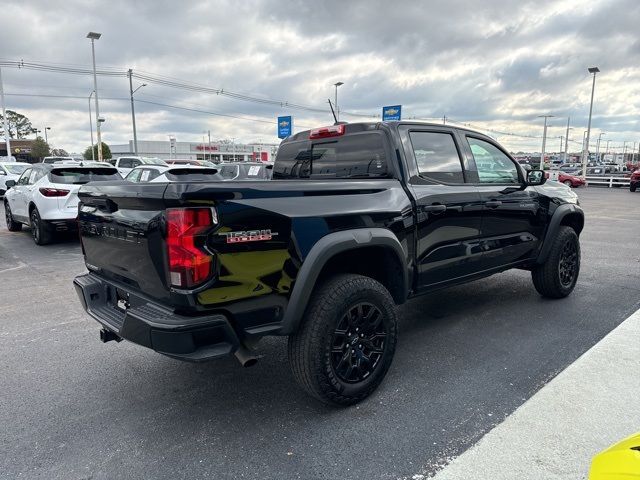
top-left (0, 0), bottom-right (638, 154)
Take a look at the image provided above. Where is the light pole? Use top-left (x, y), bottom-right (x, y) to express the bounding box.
top-left (564, 117), bottom-right (571, 162)
top-left (621, 141), bottom-right (627, 166)
top-left (128, 69), bottom-right (146, 155)
top-left (88, 91), bottom-right (95, 161)
top-left (596, 132), bottom-right (605, 163)
top-left (87, 32), bottom-right (102, 161)
top-left (207, 130), bottom-right (212, 163)
top-left (231, 137), bottom-right (236, 162)
top-left (538, 115), bottom-right (554, 169)
top-left (44, 127), bottom-right (51, 144)
top-left (582, 66), bottom-right (600, 177)
top-left (605, 139), bottom-right (610, 161)
top-left (334, 81), bottom-right (344, 122)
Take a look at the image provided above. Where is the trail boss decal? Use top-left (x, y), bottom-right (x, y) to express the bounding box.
top-left (219, 229), bottom-right (278, 244)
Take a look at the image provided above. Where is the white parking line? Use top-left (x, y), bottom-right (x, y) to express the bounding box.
top-left (422, 306), bottom-right (640, 480)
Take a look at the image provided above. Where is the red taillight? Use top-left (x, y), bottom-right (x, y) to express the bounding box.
top-left (309, 124), bottom-right (345, 139)
top-left (39, 187), bottom-right (70, 197)
top-left (166, 207), bottom-right (215, 289)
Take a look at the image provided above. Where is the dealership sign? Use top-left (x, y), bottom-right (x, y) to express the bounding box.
top-left (382, 105), bottom-right (402, 121)
top-left (278, 116), bottom-right (292, 139)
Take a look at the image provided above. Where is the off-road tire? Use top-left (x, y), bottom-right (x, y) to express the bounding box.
top-left (4, 202), bottom-right (22, 231)
top-left (288, 274), bottom-right (397, 406)
top-left (532, 226), bottom-right (580, 298)
top-left (30, 207), bottom-right (52, 245)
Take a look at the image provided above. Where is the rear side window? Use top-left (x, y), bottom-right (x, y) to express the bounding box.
top-left (50, 168), bottom-right (122, 185)
top-left (273, 133), bottom-right (388, 179)
top-left (409, 131), bottom-right (464, 183)
top-left (219, 165), bottom-right (238, 180)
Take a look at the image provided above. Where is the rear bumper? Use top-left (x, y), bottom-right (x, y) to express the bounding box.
top-left (73, 273), bottom-right (240, 362)
top-left (45, 218), bottom-right (78, 232)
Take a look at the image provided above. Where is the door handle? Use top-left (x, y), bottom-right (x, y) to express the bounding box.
top-left (484, 200), bottom-right (502, 209)
top-left (421, 204), bottom-right (447, 214)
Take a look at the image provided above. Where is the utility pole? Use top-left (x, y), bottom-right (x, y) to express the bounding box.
top-left (596, 132), bottom-right (605, 163)
top-left (0, 67), bottom-right (11, 159)
top-left (583, 67), bottom-right (600, 177)
top-left (622, 141), bottom-right (627, 166)
top-left (87, 32), bottom-right (103, 161)
top-left (564, 117), bottom-right (570, 162)
top-left (207, 130), bottom-right (212, 162)
top-left (128, 70), bottom-right (146, 155)
top-left (538, 115), bottom-right (554, 169)
top-left (128, 69), bottom-right (138, 154)
top-left (559, 136), bottom-right (564, 156)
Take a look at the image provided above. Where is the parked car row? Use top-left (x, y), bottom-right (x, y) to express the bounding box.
top-left (2, 159), bottom-right (273, 245)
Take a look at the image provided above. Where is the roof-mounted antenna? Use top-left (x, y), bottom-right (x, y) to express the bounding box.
top-left (328, 99), bottom-right (338, 125)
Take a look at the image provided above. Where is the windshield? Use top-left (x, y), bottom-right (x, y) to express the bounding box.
top-left (140, 157), bottom-right (168, 166)
top-left (2, 164), bottom-right (28, 175)
top-left (49, 168), bottom-right (122, 185)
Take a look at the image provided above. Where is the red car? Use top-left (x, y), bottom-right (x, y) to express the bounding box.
top-left (545, 171), bottom-right (586, 188)
top-left (630, 169), bottom-right (640, 192)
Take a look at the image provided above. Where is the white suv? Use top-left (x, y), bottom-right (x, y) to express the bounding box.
top-left (3, 163), bottom-right (121, 245)
top-left (0, 162), bottom-right (31, 196)
top-left (110, 156), bottom-right (167, 177)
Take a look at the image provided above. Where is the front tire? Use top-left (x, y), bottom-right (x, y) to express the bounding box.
top-left (30, 207), bottom-right (52, 245)
top-left (563, 180), bottom-right (573, 187)
top-left (4, 202), bottom-right (22, 231)
top-left (532, 226), bottom-right (580, 298)
top-left (631, 183), bottom-right (637, 192)
top-left (288, 274), bottom-right (398, 406)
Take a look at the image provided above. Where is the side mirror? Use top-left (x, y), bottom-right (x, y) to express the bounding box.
top-left (527, 169), bottom-right (546, 186)
top-left (5, 180), bottom-right (16, 188)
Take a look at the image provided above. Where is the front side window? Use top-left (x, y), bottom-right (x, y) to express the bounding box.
top-left (467, 137), bottom-right (519, 184)
top-left (17, 169), bottom-right (32, 185)
top-left (409, 131), bottom-right (464, 183)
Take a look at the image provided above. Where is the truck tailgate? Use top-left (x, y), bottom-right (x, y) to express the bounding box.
top-left (78, 182), bottom-right (170, 300)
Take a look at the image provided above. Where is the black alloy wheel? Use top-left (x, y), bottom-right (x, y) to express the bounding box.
top-left (330, 303), bottom-right (387, 383)
top-left (558, 239), bottom-right (578, 287)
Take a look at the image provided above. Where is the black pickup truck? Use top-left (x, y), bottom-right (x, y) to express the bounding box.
top-left (74, 121), bottom-right (584, 405)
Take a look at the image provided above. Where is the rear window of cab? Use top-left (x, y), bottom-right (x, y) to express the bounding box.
top-left (273, 132), bottom-right (388, 179)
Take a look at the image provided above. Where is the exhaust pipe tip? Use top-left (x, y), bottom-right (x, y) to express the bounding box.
top-left (234, 345), bottom-right (258, 367)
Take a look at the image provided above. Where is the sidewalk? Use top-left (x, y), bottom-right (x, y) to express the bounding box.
top-left (430, 307), bottom-right (640, 480)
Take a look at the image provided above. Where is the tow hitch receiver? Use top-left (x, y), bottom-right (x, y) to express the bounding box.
top-left (100, 328), bottom-right (122, 343)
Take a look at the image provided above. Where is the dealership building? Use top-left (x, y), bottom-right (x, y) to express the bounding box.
top-left (110, 140), bottom-right (278, 163)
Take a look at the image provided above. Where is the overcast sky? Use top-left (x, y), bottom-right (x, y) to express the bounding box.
top-left (1, 0), bottom-right (639, 154)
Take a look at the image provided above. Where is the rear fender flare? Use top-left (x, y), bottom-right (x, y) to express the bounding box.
top-left (279, 228), bottom-right (408, 335)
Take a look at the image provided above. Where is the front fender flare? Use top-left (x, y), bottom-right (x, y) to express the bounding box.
top-left (279, 228), bottom-right (408, 335)
top-left (536, 203), bottom-right (584, 264)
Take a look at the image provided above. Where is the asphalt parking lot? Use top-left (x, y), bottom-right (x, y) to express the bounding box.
top-left (1, 187), bottom-right (638, 480)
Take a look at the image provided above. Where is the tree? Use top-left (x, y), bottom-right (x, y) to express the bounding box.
top-left (83, 142), bottom-right (112, 160)
top-left (30, 136), bottom-right (50, 160)
top-left (51, 148), bottom-right (69, 156)
top-left (0, 110), bottom-right (34, 139)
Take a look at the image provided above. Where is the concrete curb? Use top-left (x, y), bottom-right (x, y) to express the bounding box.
top-left (428, 307), bottom-right (640, 480)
